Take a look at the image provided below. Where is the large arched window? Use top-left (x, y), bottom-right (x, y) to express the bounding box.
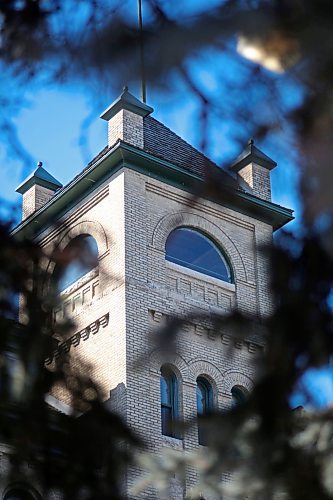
top-left (55, 234), bottom-right (99, 291)
top-left (231, 385), bottom-right (248, 408)
top-left (165, 227), bottom-right (233, 283)
top-left (160, 366), bottom-right (179, 438)
top-left (196, 377), bottom-right (214, 445)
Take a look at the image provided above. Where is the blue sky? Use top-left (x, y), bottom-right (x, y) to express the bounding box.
top-left (0, 78), bottom-right (300, 223)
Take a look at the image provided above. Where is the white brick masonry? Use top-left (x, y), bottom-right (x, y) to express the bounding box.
top-left (107, 109), bottom-right (144, 149)
top-left (236, 161), bottom-right (272, 201)
top-left (13, 104), bottom-right (281, 498)
top-left (22, 184), bottom-right (56, 220)
top-left (17, 156), bottom-right (274, 499)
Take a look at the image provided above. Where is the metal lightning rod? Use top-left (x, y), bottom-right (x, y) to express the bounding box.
top-left (138, 0), bottom-right (147, 103)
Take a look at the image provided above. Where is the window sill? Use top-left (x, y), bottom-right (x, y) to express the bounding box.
top-left (161, 435), bottom-right (184, 450)
top-left (60, 267), bottom-right (99, 297)
top-left (166, 261), bottom-right (236, 291)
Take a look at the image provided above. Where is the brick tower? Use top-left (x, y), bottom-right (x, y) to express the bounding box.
top-left (12, 88), bottom-right (293, 499)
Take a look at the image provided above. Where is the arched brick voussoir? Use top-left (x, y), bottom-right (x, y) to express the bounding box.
top-left (187, 358), bottom-right (224, 392)
top-left (151, 211), bottom-right (247, 282)
top-left (57, 220), bottom-right (108, 256)
top-left (45, 220), bottom-right (109, 277)
top-left (221, 370), bottom-right (254, 396)
top-left (149, 350), bottom-right (190, 384)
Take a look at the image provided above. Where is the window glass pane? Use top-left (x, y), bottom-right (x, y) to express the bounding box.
top-left (196, 383), bottom-right (205, 415)
top-left (57, 235), bottom-right (98, 291)
top-left (196, 378), bottom-right (213, 446)
top-left (160, 367), bottom-right (179, 437)
top-left (165, 228), bottom-right (232, 282)
top-left (161, 406), bottom-right (172, 436)
top-left (231, 385), bottom-right (248, 407)
top-left (160, 375), bottom-right (170, 405)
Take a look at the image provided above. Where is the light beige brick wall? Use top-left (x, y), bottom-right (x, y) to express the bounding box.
top-left (237, 162), bottom-right (272, 201)
top-left (107, 109), bottom-right (144, 149)
top-left (22, 185), bottom-right (55, 220)
top-left (36, 170), bottom-right (127, 415)
top-left (122, 169), bottom-right (272, 497)
top-left (31, 162), bottom-right (274, 499)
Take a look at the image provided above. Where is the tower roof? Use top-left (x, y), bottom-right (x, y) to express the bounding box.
top-left (100, 86), bottom-right (154, 121)
top-left (16, 163), bottom-right (63, 194)
top-left (231, 139), bottom-right (277, 172)
top-left (12, 109), bottom-right (293, 237)
top-left (143, 116), bottom-right (237, 188)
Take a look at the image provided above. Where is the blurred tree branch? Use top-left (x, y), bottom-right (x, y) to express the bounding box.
top-left (1, 1), bottom-right (333, 499)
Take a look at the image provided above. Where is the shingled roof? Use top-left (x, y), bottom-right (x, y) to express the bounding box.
top-left (143, 116), bottom-right (238, 188)
top-left (75, 114), bottom-right (238, 190)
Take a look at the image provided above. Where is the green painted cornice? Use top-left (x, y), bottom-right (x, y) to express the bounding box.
top-left (11, 141), bottom-right (293, 240)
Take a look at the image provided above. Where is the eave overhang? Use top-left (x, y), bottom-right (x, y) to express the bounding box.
top-left (11, 142), bottom-right (294, 240)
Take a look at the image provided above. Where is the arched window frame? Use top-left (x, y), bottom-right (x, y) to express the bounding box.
top-left (196, 376), bottom-right (214, 445)
top-left (231, 385), bottom-right (249, 407)
top-left (160, 365), bottom-right (180, 438)
top-left (3, 483), bottom-right (41, 500)
top-left (165, 226), bottom-right (234, 284)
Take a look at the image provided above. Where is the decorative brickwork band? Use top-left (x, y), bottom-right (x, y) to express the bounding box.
top-left (149, 309), bottom-right (263, 354)
top-left (45, 312), bottom-right (109, 365)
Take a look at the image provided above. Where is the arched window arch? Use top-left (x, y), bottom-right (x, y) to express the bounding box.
top-left (165, 227), bottom-right (233, 283)
top-left (3, 484), bottom-right (40, 500)
top-left (55, 234), bottom-right (99, 291)
top-left (231, 385), bottom-right (249, 407)
top-left (160, 365), bottom-right (179, 438)
top-left (196, 376), bottom-right (214, 445)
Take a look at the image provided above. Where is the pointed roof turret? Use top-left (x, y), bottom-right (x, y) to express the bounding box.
top-left (231, 139), bottom-right (277, 172)
top-left (100, 86), bottom-right (153, 122)
top-left (16, 162), bottom-right (63, 194)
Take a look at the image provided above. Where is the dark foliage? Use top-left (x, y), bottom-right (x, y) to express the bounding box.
top-left (1, 0), bottom-right (333, 498)
top-left (0, 221), bottom-right (138, 499)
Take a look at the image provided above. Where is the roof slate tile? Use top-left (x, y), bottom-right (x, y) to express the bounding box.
top-left (143, 116), bottom-right (238, 188)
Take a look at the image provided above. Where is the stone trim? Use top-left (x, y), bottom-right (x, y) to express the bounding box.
top-left (59, 267), bottom-right (99, 298)
top-left (161, 435), bottom-right (184, 449)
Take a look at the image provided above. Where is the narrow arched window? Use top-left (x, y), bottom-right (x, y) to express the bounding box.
top-left (231, 385), bottom-right (248, 407)
top-left (196, 377), bottom-right (213, 445)
top-left (55, 234), bottom-right (98, 291)
top-left (160, 366), bottom-right (178, 438)
top-left (165, 227), bottom-right (233, 283)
